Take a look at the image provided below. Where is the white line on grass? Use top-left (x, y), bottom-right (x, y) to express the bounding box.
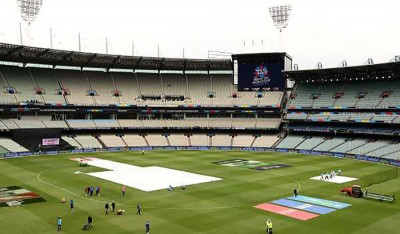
top-left (36, 167), bottom-right (114, 205)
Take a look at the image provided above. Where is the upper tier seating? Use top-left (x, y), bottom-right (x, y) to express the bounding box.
top-left (30, 68), bottom-right (66, 104)
top-left (57, 70), bottom-right (94, 105)
top-left (0, 65), bottom-right (283, 107)
top-left (0, 67), bottom-right (17, 104)
top-left (289, 80), bottom-right (400, 109)
top-left (113, 73), bottom-right (140, 105)
top-left (86, 71), bottom-right (120, 105)
top-left (1, 66), bottom-right (43, 103)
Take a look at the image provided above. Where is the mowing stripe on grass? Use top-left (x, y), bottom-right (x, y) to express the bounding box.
top-left (254, 203), bottom-right (319, 221)
top-left (271, 198), bottom-right (336, 214)
top-left (287, 195), bottom-right (351, 209)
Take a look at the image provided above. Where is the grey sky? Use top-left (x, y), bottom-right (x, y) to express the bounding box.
top-left (0, 0), bottom-right (399, 69)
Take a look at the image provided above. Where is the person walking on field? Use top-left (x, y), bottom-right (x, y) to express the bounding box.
top-left (137, 203), bottom-right (141, 215)
top-left (294, 188), bottom-right (298, 197)
top-left (105, 202), bottom-right (110, 215)
top-left (96, 185), bottom-right (101, 196)
top-left (145, 221), bottom-right (150, 234)
top-left (57, 216), bottom-right (62, 231)
top-left (122, 185), bottom-right (126, 196)
top-left (111, 201), bottom-right (116, 213)
top-left (266, 219), bottom-right (273, 234)
top-left (70, 199), bottom-right (74, 212)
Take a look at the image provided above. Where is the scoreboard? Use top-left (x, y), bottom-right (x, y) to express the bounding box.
top-left (232, 53), bottom-right (292, 91)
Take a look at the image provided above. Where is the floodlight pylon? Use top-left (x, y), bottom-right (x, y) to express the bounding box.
top-left (17, 0), bottom-right (43, 22)
top-left (269, 5), bottom-right (291, 51)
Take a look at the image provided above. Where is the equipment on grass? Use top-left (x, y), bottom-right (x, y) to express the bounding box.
top-left (341, 185), bottom-right (395, 202)
top-left (340, 185), bottom-right (363, 198)
top-left (364, 191), bottom-right (395, 202)
top-left (79, 160), bottom-right (89, 167)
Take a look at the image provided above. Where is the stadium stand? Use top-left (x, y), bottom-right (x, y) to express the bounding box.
top-left (100, 134), bottom-right (127, 147)
top-left (295, 136), bottom-right (325, 150)
top-left (62, 136), bottom-right (81, 149)
top-left (0, 67), bottom-right (18, 104)
top-left (86, 71), bottom-right (120, 105)
top-left (211, 134), bottom-right (232, 147)
top-left (66, 120), bottom-right (97, 129)
top-left (276, 135), bottom-right (305, 149)
top-left (0, 42), bottom-right (398, 168)
top-left (289, 80), bottom-right (400, 109)
top-left (123, 134), bottom-right (148, 147)
top-left (145, 134), bottom-right (169, 146)
top-left (0, 138), bottom-right (29, 152)
top-left (312, 137), bottom-right (346, 152)
top-left (0, 65), bottom-right (43, 103)
top-left (232, 135), bottom-right (254, 147)
top-left (113, 72), bottom-right (140, 105)
top-left (189, 134), bottom-right (210, 147)
top-left (30, 68), bottom-right (66, 104)
top-left (329, 138), bottom-right (367, 153)
top-left (168, 134), bottom-right (190, 147)
top-left (187, 74), bottom-right (211, 106)
top-left (94, 120), bottom-right (120, 129)
top-left (0, 145), bottom-right (9, 155)
top-left (251, 135), bottom-right (279, 148)
top-left (57, 70), bottom-right (94, 105)
top-left (74, 135), bottom-right (102, 149)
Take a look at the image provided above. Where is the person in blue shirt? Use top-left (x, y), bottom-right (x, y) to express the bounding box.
top-left (145, 221), bottom-right (150, 234)
top-left (70, 199), bottom-right (74, 212)
top-left (57, 216), bottom-right (62, 231)
top-left (96, 186), bottom-right (101, 196)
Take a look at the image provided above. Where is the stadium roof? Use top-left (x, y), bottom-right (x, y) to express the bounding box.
top-left (284, 61), bottom-right (400, 82)
top-left (0, 43), bottom-right (232, 71)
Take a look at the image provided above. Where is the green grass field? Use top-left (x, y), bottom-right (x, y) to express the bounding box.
top-left (0, 150), bottom-right (399, 234)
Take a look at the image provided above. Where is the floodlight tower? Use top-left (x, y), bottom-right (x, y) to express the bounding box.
top-left (17, 0), bottom-right (43, 45)
top-left (269, 5), bottom-right (291, 51)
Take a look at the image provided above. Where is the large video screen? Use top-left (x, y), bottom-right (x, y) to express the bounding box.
top-left (238, 61), bottom-right (284, 91)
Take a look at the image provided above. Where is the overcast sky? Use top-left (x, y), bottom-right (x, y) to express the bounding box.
top-left (0, 0), bottom-right (399, 69)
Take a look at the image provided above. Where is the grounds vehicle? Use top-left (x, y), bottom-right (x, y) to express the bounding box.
top-left (341, 185), bottom-right (395, 202)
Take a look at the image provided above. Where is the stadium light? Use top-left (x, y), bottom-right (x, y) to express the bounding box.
top-left (269, 5), bottom-right (291, 51)
top-left (17, 0), bottom-right (43, 22)
top-left (269, 5), bottom-right (291, 33)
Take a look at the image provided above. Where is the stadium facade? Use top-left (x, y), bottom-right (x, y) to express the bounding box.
top-left (0, 43), bottom-right (399, 167)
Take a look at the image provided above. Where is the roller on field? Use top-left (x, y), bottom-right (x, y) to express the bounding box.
top-left (340, 185), bottom-right (395, 202)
